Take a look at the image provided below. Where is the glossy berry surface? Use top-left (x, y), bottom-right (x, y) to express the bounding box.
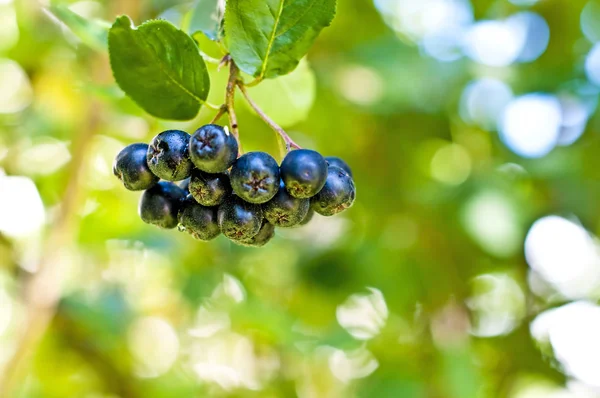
top-left (230, 152), bottom-right (280, 204)
top-left (217, 195), bottom-right (263, 240)
top-left (298, 208), bottom-right (314, 226)
top-left (311, 166), bottom-right (356, 216)
top-left (138, 181), bottom-right (187, 229)
top-left (188, 169), bottom-right (231, 206)
top-left (189, 124), bottom-right (238, 173)
top-left (179, 178), bottom-right (191, 195)
top-left (113, 143), bottom-right (159, 191)
top-left (280, 149), bottom-right (328, 198)
top-left (263, 181), bottom-right (309, 227)
top-left (325, 156), bottom-right (353, 178)
top-left (237, 220), bottom-right (275, 247)
top-left (147, 130), bottom-right (193, 181)
top-left (178, 195), bottom-right (220, 241)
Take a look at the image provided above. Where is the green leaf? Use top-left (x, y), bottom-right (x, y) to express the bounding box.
top-left (188, 0), bottom-right (225, 41)
top-left (108, 16), bottom-right (210, 120)
top-left (48, 5), bottom-right (110, 51)
top-left (242, 59), bottom-right (316, 127)
top-left (225, 0), bottom-right (336, 79)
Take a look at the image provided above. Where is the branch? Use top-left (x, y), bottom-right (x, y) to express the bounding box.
top-left (237, 83), bottom-right (302, 152)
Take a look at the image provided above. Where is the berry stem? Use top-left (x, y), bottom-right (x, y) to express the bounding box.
top-left (237, 83), bottom-right (302, 152)
top-left (199, 51), bottom-right (221, 65)
top-left (224, 56), bottom-right (241, 146)
top-left (210, 104), bottom-right (227, 124)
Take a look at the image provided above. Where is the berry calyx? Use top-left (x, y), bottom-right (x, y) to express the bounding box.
top-left (230, 152), bottom-right (280, 204)
top-left (325, 156), bottom-right (353, 178)
top-left (113, 143), bottom-right (159, 191)
top-left (188, 169), bottom-right (231, 207)
top-left (280, 149), bottom-right (328, 199)
top-left (217, 195), bottom-right (263, 240)
top-left (263, 181), bottom-right (310, 227)
top-left (311, 166), bottom-right (356, 216)
top-left (236, 220), bottom-right (275, 247)
top-left (147, 130), bottom-right (193, 181)
top-left (138, 181), bottom-right (187, 229)
top-left (189, 124), bottom-right (238, 173)
top-left (178, 195), bottom-right (220, 241)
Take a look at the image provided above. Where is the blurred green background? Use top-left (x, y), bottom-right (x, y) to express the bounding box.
top-left (2, 0), bottom-right (600, 396)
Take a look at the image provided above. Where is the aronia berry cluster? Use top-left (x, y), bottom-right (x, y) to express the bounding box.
top-left (113, 124), bottom-right (356, 247)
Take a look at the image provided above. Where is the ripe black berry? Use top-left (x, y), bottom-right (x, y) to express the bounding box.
top-left (188, 169), bottom-right (231, 206)
top-left (189, 124), bottom-right (238, 173)
top-left (311, 166), bottom-right (356, 216)
top-left (280, 149), bottom-right (328, 199)
top-left (263, 181), bottom-right (309, 227)
top-left (113, 143), bottom-right (159, 191)
top-left (236, 220), bottom-right (275, 247)
top-left (298, 208), bottom-right (314, 226)
top-left (217, 195), bottom-right (263, 240)
top-left (230, 152), bottom-right (280, 204)
top-left (325, 156), bottom-right (353, 178)
top-left (147, 130), bottom-right (193, 181)
top-left (179, 178), bottom-right (191, 195)
top-left (138, 181), bottom-right (187, 229)
top-left (178, 195), bottom-right (220, 241)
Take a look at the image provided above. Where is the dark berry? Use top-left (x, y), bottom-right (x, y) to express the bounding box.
top-left (179, 178), bottom-right (191, 195)
top-left (263, 181), bottom-right (309, 227)
top-left (178, 195), bottom-right (220, 241)
top-left (138, 181), bottom-right (187, 229)
top-left (113, 143), bottom-right (159, 191)
top-left (236, 220), bottom-right (275, 247)
top-left (230, 152), bottom-right (280, 204)
top-left (188, 169), bottom-right (231, 206)
top-left (280, 149), bottom-right (328, 199)
top-left (298, 208), bottom-right (315, 226)
top-left (189, 124), bottom-right (238, 173)
top-left (217, 195), bottom-right (263, 240)
top-left (325, 156), bottom-right (353, 178)
top-left (311, 166), bottom-right (356, 216)
top-left (147, 130), bottom-right (193, 181)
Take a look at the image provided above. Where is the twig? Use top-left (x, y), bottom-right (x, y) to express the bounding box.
top-left (237, 83), bottom-right (302, 152)
top-left (210, 105), bottom-right (227, 124)
top-left (224, 56), bottom-right (240, 146)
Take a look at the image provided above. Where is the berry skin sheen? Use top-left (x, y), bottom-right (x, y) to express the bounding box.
top-left (139, 181), bottom-right (187, 229)
top-left (188, 169), bottom-right (231, 206)
top-left (311, 166), bottom-right (356, 216)
top-left (325, 156), bottom-right (353, 178)
top-left (113, 143), bottom-right (159, 191)
top-left (263, 181), bottom-right (309, 227)
top-left (217, 195), bottom-right (263, 240)
top-left (298, 208), bottom-right (315, 226)
top-left (230, 152), bottom-right (280, 204)
top-left (237, 220), bottom-right (275, 247)
top-left (147, 130), bottom-right (193, 181)
top-left (280, 149), bottom-right (328, 199)
top-left (178, 195), bottom-right (220, 241)
top-left (189, 124), bottom-right (238, 173)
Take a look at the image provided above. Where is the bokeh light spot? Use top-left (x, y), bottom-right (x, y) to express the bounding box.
top-left (429, 143), bottom-right (471, 185)
top-left (0, 175), bottom-right (45, 238)
top-left (462, 191), bottom-right (522, 257)
top-left (525, 216), bottom-right (600, 299)
top-left (0, 59), bottom-right (33, 114)
top-left (531, 301), bottom-right (600, 387)
top-left (460, 78), bottom-right (513, 130)
top-left (336, 288), bottom-right (388, 340)
top-left (128, 316), bottom-right (179, 378)
top-left (464, 20), bottom-right (524, 67)
top-left (499, 94), bottom-right (562, 158)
